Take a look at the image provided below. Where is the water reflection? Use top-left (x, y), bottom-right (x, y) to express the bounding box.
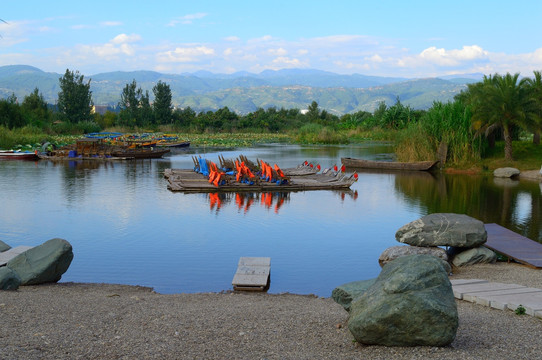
top-left (206, 190), bottom-right (358, 214)
top-left (393, 171), bottom-right (542, 242)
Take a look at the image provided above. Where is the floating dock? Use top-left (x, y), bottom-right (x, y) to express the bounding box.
top-left (232, 257), bottom-right (271, 291)
top-left (164, 169), bottom-right (356, 193)
top-left (485, 223), bottom-right (542, 269)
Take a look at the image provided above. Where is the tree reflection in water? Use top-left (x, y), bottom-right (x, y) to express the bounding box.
top-left (393, 171), bottom-right (542, 242)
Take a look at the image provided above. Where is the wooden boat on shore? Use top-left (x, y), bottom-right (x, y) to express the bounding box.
top-left (0, 150), bottom-right (39, 160)
top-left (164, 168), bottom-right (357, 192)
top-left (341, 157), bottom-right (438, 171)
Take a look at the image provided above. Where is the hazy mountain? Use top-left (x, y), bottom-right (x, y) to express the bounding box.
top-left (0, 65), bottom-right (470, 114)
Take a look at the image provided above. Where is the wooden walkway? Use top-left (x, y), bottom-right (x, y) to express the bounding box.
top-left (232, 257), bottom-right (271, 291)
top-left (485, 223), bottom-right (542, 269)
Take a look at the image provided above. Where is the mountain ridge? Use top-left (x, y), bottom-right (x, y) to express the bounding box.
top-left (0, 65), bottom-right (476, 114)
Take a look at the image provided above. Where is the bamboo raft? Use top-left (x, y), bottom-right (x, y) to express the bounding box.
top-left (164, 156), bottom-right (357, 193)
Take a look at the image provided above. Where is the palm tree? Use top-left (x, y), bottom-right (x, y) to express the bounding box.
top-left (468, 73), bottom-right (538, 161)
top-left (524, 70), bottom-right (542, 145)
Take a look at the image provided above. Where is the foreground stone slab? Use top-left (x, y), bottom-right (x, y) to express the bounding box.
top-left (0, 246), bottom-right (34, 266)
top-left (348, 255), bottom-right (457, 346)
top-left (378, 245), bottom-right (449, 269)
top-left (450, 246), bottom-right (496, 267)
top-left (0, 240), bottom-right (10, 252)
top-left (6, 238), bottom-right (73, 285)
top-left (0, 267), bottom-right (21, 290)
top-left (331, 278), bottom-right (376, 312)
top-left (396, 213), bottom-right (487, 248)
top-left (493, 167), bottom-right (520, 178)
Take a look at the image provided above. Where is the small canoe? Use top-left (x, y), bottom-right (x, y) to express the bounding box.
top-left (0, 150), bottom-right (39, 160)
top-left (341, 157), bottom-right (438, 171)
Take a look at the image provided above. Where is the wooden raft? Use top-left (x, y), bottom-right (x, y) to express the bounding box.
top-left (232, 257), bottom-right (271, 291)
top-left (485, 223), bottom-right (542, 269)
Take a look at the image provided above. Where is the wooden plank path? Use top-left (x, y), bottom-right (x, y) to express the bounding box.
top-left (0, 246), bottom-right (33, 266)
top-left (451, 279), bottom-right (542, 318)
top-left (484, 223), bottom-right (542, 269)
top-left (232, 257), bottom-right (270, 291)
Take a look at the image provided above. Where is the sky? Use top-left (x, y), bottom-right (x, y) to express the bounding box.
top-left (1, 0), bottom-right (542, 78)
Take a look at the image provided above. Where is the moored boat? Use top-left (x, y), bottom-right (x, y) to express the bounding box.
top-left (341, 157), bottom-right (438, 171)
top-left (111, 147), bottom-right (170, 159)
top-left (0, 150), bottom-right (39, 160)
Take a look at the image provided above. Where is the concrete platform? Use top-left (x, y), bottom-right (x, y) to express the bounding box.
top-left (450, 279), bottom-right (542, 318)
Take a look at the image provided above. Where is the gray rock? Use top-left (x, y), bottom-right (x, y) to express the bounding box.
top-left (6, 238), bottom-right (73, 285)
top-left (379, 245), bottom-right (449, 269)
top-left (450, 246), bottom-right (497, 267)
top-left (0, 240), bottom-right (10, 252)
top-left (493, 167), bottom-right (520, 178)
top-left (0, 267), bottom-right (21, 290)
top-left (331, 278), bottom-right (376, 312)
top-left (348, 254), bottom-right (458, 346)
top-left (396, 213), bottom-right (487, 248)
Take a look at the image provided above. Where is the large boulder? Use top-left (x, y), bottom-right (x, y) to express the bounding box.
top-left (493, 167), bottom-right (520, 178)
top-left (6, 238), bottom-right (73, 285)
top-left (0, 267), bottom-right (21, 290)
top-left (396, 213), bottom-right (487, 248)
top-left (449, 246), bottom-right (497, 267)
top-left (331, 278), bottom-right (376, 312)
top-left (348, 254), bottom-right (458, 347)
top-left (379, 245), bottom-right (450, 273)
top-left (0, 240), bottom-right (10, 252)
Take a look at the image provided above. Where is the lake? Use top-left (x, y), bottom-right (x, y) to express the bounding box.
top-left (1, 143), bottom-right (540, 296)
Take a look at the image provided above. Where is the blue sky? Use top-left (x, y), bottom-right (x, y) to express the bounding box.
top-left (1, 0), bottom-right (541, 77)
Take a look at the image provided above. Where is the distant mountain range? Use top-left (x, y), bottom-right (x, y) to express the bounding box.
top-left (0, 65), bottom-right (483, 115)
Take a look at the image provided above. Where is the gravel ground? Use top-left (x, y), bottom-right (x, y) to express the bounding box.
top-left (1, 262), bottom-right (541, 359)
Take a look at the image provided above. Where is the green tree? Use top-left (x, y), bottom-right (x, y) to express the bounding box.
top-left (118, 80), bottom-right (153, 127)
top-left (306, 101), bottom-right (320, 122)
top-left (0, 94), bottom-right (25, 129)
top-left (57, 69), bottom-right (93, 123)
top-left (467, 73), bottom-right (539, 161)
top-left (22, 87), bottom-right (50, 126)
top-left (152, 81), bottom-right (172, 125)
top-left (524, 70), bottom-right (542, 145)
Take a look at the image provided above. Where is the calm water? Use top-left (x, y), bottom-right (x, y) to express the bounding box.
top-left (1, 144), bottom-right (540, 296)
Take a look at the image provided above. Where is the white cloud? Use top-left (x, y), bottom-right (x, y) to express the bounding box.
top-left (271, 56), bottom-right (307, 68)
top-left (111, 33), bottom-right (141, 44)
top-left (224, 36), bottom-right (240, 42)
top-left (167, 13), bottom-right (207, 27)
top-left (100, 21), bottom-right (123, 27)
top-left (268, 47), bottom-right (287, 56)
top-left (157, 46), bottom-right (215, 63)
top-left (420, 45), bottom-right (489, 66)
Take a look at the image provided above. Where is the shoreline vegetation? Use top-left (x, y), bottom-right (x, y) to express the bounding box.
top-left (1, 70), bottom-right (541, 172)
top-left (1, 126), bottom-right (541, 174)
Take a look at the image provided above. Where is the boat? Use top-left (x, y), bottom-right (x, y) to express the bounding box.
top-left (0, 150), bottom-right (39, 160)
top-left (341, 157), bottom-right (438, 171)
top-left (157, 140), bottom-right (190, 148)
top-left (111, 147), bottom-right (170, 159)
